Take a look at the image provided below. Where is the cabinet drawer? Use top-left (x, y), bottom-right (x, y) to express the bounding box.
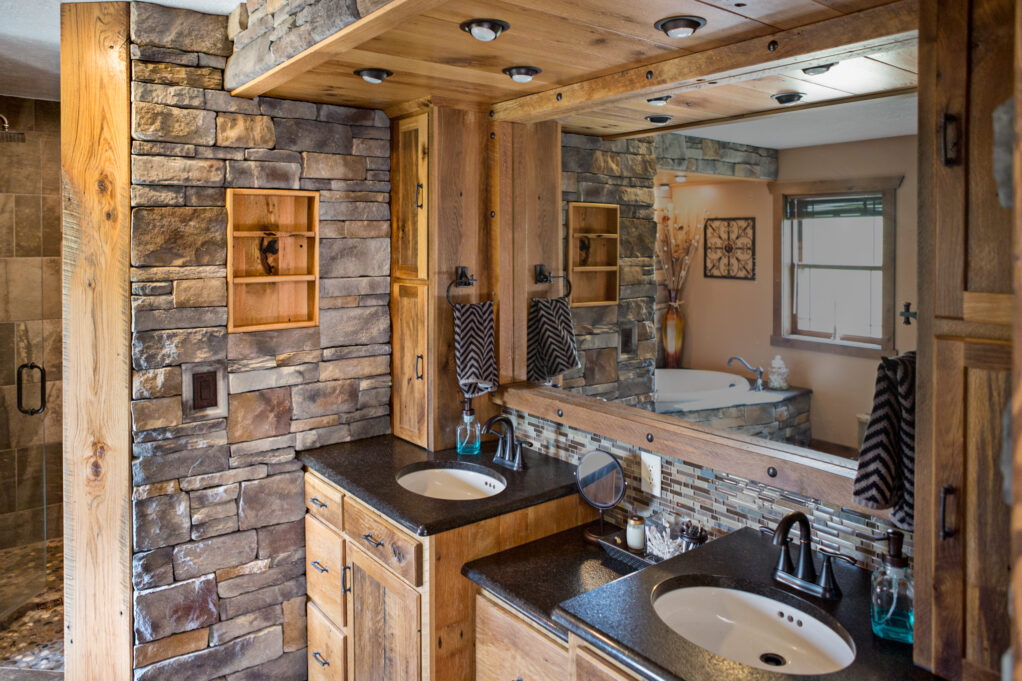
top-left (342, 497), bottom-right (422, 587)
top-left (306, 514), bottom-right (346, 627)
top-left (574, 644), bottom-right (639, 681)
top-left (306, 472), bottom-right (343, 530)
top-left (308, 600), bottom-right (346, 681)
top-left (476, 594), bottom-right (569, 681)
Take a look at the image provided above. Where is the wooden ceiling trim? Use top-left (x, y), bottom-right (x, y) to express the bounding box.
top-left (600, 85), bottom-right (917, 140)
top-left (694, 0), bottom-right (844, 30)
top-left (230, 0), bottom-right (453, 98)
top-left (490, 0), bottom-right (918, 123)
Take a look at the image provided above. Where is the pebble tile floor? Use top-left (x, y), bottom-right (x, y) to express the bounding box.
top-left (0, 539), bottom-right (63, 677)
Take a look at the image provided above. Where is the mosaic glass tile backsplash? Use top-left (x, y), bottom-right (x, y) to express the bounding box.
top-left (509, 409), bottom-right (912, 569)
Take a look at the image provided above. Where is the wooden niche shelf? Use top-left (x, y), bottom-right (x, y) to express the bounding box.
top-left (227, 188), bottom-right (320, 332)
top-left (567, 202), bottom-right (620, 307)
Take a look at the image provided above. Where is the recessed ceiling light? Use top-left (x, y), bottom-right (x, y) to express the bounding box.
top-left (802, 62), bottom-right (836, 76)
top-left (771, 91), bottom-right (805, 106)
top-left (647, 95), bottom-right (673, 106)
top-left (502, 66), bottom-right (541, 83)
top-left (459, 19), bottom-right (510, 42)
top-left (645, 114), bottom-right (674, 126)
top-left (654, 16), bottom-right (707, 39)
top-left (354, 68), bottom-right (393, 84)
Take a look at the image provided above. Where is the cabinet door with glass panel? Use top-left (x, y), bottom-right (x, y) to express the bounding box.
top-left (770, 177), bottom-right (902, 359)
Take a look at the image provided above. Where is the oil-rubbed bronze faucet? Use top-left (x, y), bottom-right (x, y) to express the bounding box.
top-left (482, 415), bottom-right (527, 471)
top-left (728, 356), bottom-right (765, 391)
top-left (768, 512), bottom-right (855, 600)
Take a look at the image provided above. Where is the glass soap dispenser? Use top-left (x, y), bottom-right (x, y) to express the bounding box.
top-left (871, 529), bottom-right (914, 644)
top-left (456, 400), bottom-right (481, 455)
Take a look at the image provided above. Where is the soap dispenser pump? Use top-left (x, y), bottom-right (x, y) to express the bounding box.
top-left (871, 529), bottom-right (913, 643)
top-left (456, 399), bottom-right (481, 455)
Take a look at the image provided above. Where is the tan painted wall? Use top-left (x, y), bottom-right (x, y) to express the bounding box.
top-left (662, 135), bottom-right (918, 449)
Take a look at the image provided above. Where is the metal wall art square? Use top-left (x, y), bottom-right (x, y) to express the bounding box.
top-left (703, 217), bottom-right (756, 280)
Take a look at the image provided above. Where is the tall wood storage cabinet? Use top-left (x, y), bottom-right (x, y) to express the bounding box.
top-left (916, 0), bottom-right (1015, 678)
top-left (389, 108), bottom-right (499, 450)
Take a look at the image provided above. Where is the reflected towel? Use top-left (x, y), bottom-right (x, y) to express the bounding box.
top-left (854, 351), bottom-right (916, 530)
top-left (527, 296), bottom-right (580, 383)
top-left (452, 301), bottom-right (498, 399)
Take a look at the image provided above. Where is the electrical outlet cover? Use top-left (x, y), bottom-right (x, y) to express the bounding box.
top-left (640, 452), bottom-right (662, 497)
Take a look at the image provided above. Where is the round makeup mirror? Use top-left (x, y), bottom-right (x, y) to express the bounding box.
top-left (576, 450), bottom-right (626, 542)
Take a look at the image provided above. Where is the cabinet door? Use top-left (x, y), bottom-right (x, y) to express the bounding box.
top-left (573, 644), bottom-right (637, 681)
top-left (391, 282), bottom-right (428, 446)
top-left (476, 595), bottom-right (569, 681)
top-left (347, 545), bottom-right (421, 681)
top-left (923, 339), bottom-right (1011, 680)
top-left (309, 601), bottom-right (347, 681)
top-left (392, 113), bottom-right (428, 281)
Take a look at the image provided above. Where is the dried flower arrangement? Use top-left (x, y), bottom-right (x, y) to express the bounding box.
top-left (656, 208), bottom-right (703, 302)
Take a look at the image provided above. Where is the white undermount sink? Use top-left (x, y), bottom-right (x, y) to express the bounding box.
top-left (652, 586), bottom-right (855, 675)
top-left (396, 463), bottom-right (507, 501)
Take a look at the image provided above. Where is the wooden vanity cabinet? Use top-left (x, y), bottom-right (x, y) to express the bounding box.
top-left (391, 281), bottom-right (429, 446)
top-left (571, 641), bottom-right (641, 681)
top-left (392, 114), bottom-right (429, 282)
top-left (304, 469), bottom-right (595, 681)
top-left (476, 594), bottom-right (569, 681)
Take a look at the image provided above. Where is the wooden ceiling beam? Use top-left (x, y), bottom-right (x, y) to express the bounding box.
top-left (601, 85), bottom-right (918, 140)
top-left (231, 0), bottom-right (453, 98)
top-left (490, 0), bottom-right (918, 123)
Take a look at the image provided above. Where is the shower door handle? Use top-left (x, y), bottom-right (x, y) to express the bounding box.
top-left (16, 363), bottom-right (46, 415)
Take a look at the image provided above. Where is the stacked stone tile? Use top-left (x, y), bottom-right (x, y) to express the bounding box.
top-left (655, 132), bottom-right (779, 180)
top-left (560, 133), bottom-right (659, 408)
top-left (224, 0), bottom-right (394, 91)
top-left (128, 4), bottom-right (391, 679)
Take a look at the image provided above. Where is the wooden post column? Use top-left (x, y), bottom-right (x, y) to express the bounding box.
top-left (60, 3), bottom-right (133, 680)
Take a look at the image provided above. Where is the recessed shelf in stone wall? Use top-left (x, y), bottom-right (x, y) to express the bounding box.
top-left (567, 202), bottom-right (619, 307)
top-left (227, 188), bottom-right (320, 333)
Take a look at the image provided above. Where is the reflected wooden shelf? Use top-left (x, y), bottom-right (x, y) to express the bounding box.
top-left (567, 202), bottom-right (620, 307)
top-left (227, 188), bottom-right (320, 333)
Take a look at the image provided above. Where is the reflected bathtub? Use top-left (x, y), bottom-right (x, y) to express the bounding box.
top-left (654, 369), bottom-right (789, 413)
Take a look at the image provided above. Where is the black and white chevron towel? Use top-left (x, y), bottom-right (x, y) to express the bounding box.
top-left (854, 351), bottom-right (916, 530)
top-left (452, 301), bottom-right (498, 399)
top-left (527, 296), bottom-right (580, 383)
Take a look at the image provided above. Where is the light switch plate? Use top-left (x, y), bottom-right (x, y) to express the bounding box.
top-left (640, 452), bottom-right (662, 497)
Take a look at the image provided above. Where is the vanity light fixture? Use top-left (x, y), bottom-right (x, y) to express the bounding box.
top-left (503, 66), bottom-right (541, 83)
top-left (802, 62), bottom-right (836, 76)
top-left (674, 174), bottom-right (687, 183)
top-left (645, 114), bottom-right (674, 125)
top-left (460, 18), bottom-right (510, 41)
top-left (647, 95), bottom-right (673, 106)
top-left (354, 68), bottom-right (393, 84)
top-left (771, 91), bottom-right (805, 106)
top-left (654, 15), bottom-right (707, 39)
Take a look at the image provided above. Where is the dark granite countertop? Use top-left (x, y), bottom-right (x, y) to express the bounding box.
top-left (554, 528), bottom-right (935, 681)
top-left (462, 523), bottom-right (635, 639)
top-left (299, 435), bottom-right (580, 536)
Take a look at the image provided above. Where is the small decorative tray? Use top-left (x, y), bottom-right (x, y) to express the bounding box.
top-left (597, 529), bottom-right (660, 570)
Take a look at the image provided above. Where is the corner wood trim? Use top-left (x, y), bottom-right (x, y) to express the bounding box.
top-left (493, 384), bottom-right (889, 519)
top-left (60, 2), bottom-right (133, 680)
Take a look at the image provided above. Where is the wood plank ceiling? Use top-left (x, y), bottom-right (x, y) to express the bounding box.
top-left (243, 0), bottom-right (917, 137)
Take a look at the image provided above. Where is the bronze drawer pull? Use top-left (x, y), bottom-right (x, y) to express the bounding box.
top-left (939, 484), bottom-right (956, 539)
top-left (312, 651), bottom-right (330, 667)
top-left (309, 496), bottom-right (327, 509)
top-left (362, 532), bottom-right (384, 548)
top-left (342, 564), bottom-right (352, 594)
top-left (310, 560), bottom-right (329, 573)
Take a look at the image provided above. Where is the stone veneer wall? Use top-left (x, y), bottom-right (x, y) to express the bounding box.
top-left (128, 4), bottom-right (390, 679)
top-left (560, 133), bottom-right (658, 408)
top-left (224, 0), bottom-right (393, 91)
top-left (508, 409), bottom-right (911, 569)
top-left (654, 132), bottom-right (779, 179)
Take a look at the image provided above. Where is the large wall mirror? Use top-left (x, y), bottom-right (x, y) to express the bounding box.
top-left (546, 62), bottom-right (918, 468)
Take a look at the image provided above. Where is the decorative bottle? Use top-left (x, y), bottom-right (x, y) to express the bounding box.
top-left (456, 404), bottom-right (481, 455)
top-left (871, 529), bottom-right (913, 643)
top-left (768, 354), bottom-right (790, 390)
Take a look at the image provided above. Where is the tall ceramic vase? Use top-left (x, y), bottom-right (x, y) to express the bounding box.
top-left (662, 291), bottom-right (684, 369)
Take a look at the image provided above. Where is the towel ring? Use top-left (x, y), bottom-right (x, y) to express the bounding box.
top-left (534, 264), bottom-right (572, 298)
top-left (446, 266), bottom-right (479, 307)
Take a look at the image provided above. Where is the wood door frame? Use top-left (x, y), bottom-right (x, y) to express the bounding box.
top-left (60, 3), bottom-right (133, 679)
top-left (1011, 0), bottom-right (1022, 676)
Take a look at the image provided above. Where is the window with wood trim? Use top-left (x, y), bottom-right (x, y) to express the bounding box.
top-left (771, 178), bottom-right (901, 358)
